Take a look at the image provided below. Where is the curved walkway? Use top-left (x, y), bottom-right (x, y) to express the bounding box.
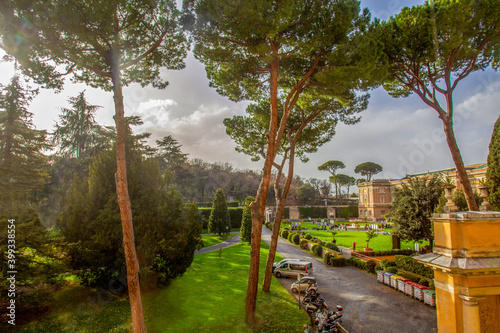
top-left (195, 233), bottom-right (241, 255)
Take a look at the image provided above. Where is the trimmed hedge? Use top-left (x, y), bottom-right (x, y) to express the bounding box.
top-left (380, 259), bottom-right (396, 269)
top-left (366, 260), bottom-right (377, 274)
top-left (304, 234), bottom-right (313, 240)
top-left (300, 239), bottom-right (309, 249)
top-left (394, 255), bottom-right (434, 279)
top-left (288, 232), bottom-right (296, 243)
top-left (385, 267), bottom-right (398, 274)
top-left (292, 234), bottom-right (300, 245)
top-left (196, 201), bottom-right (240, 208)
top-left (200, 207), bottom-right (244, 229)
top-left (349, 257), bottom-right (367, 270)
top-left (338, 206), bottom-right (359, 219)
top-left (298, 206), bottom-right (327, 218)
top-left (327, 257), bottom-right (347, 267)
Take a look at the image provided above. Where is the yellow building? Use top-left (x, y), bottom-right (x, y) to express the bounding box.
top-left (358, 163), bottom-right (488, 221)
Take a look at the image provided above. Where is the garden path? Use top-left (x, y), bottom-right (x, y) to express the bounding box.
top-left (195, 233), bottom-right (241, 255)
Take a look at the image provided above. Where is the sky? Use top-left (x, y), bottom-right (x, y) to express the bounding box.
top-left (0, 0), bottom-right (498, 193)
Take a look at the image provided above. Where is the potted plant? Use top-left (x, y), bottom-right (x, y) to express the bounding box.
top-left (364, 230), bottom-right (378, 251)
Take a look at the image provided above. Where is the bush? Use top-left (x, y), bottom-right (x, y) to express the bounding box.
top-left (418, 278), bottom-right (429, 287)
top-left (300, 239), bottom-right (308, 249)
top-left (287, 232), bottom-right (295, 242)
top-left (281, 229), bottom-right (289, 240)
top-left (304, 234), bottom-right (312, 240)
top-left (394, 255), bottom-right (434, 279)
top-left (349, 257), bottom-right (367, 270)
top-left (314, 244), bottom-right (323, 257)
top-left (429, 280), bottom-right (435, 290)
top-left (317, 239), bottom-right (326, 246)
top-left (375, 265), bottom-right (383, 272)
top-left (385, 267), bottom-right (398, 274)
top-left (324, 243), bottom-right (339, 251)
top-left (366, 260), bottom-right (377, 274)
top-left (292, 234), bottom-right (300, 245)
top-left (328, 257), bottom-right (347, 267)
top-left (380, 259), bottom-right (396, 269)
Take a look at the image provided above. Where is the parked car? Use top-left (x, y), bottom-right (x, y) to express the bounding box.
top-left (272, 258), bottom-right (308, 272)
top-left (291, 276), bottom-right (317, 294)
top-left (273, 260), bottom-right (313, 278)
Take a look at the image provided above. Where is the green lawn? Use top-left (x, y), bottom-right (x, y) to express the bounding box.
top-left (299, 230), bottom-right (428, 251)
top-left (18, 242), bottom-right (308, 333)
top-left (201, 233), bottom-right (237, 248)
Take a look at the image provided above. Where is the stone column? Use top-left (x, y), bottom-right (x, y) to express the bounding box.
top-left (459, 295), bottom-right (483, 333)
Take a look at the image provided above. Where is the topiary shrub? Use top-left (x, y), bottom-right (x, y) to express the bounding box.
top-left (292, 234), bottom-right (300, 245)
top-left (300, 239), bottom-right (308, 249)
top-left (304, 234), bottom-right (312, 240)
top-left (288, 232), bottom-right (295, 242)
top-left (281, 229), bottom-right (289, 240)
top-left (314, 244), bottom-right (323, 257)
top-left (385, 267), bottom-right (398, 274)
top-left (317, 239), bottom-right (325, 246)
top-left (375, 265), bottom-right (383, 272)
top-left (366, 260), bottom-right (377, 274)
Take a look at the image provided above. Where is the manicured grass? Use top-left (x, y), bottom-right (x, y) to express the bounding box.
top-left (299, 230), bottom-right (428, 251)
top-left (144, 242), bottom-right (308, 332)
top-left (18, 242), bottom-right (308, 333)
top-left (201, 233), bottom-right (237, 248)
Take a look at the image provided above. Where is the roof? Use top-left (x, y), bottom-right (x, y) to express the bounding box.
top-left (399, 162), bottom-right (487, 180)
top-left (415, 253), bottom-right (500, 272)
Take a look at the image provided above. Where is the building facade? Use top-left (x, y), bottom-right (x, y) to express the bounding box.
top-left (358, 163), bottom-right (488, 222)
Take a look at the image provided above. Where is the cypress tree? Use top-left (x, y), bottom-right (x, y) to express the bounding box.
top-left (487, 115), bottom-right (500, 209)
top-left (240, 196), bottom-right (254, 243)
top-left (208, 188), bottom-right (231, 236)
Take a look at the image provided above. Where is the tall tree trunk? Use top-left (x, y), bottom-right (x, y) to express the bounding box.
top-left (442, 116), bottom-right (479, 211)
top-left (262, 144), bottom-right (296, 292)
top-left (245, 61), bottom-right (279, 325)
top-left (111, 51), bottom-right (147, 333)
